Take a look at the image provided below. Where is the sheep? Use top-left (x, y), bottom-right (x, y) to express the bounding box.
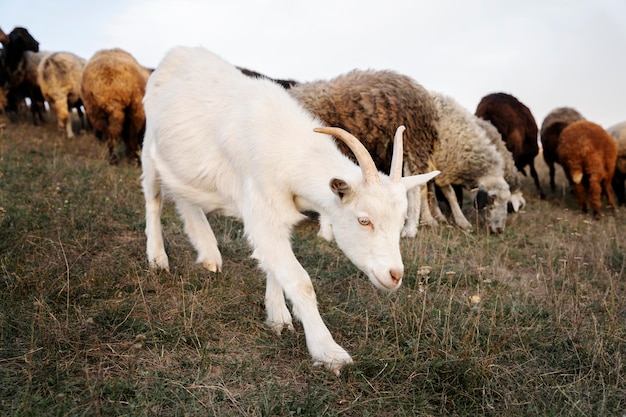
top-left (557, 120), bottom-right (617, 218)
top-left (607, 121), bottom-right (626, 206)
top-left (427, 91), bottom-right (511, 233)
top-left (288, 69), bottom-right (440, 238)
top-left (0, 26), bottom-right (47, 123)
top-left (540, 107), bottom-right (586, 192)
top-left (81, 48), bottom-right (152, 164)
top-left (475, 92), bottom-right (545, 199)
top-left (37, 51), bottom-right (86, 138)
top-left (141, 46), bottom-right (439, 374)
top-left (475, 117), bottom-right (526, 212)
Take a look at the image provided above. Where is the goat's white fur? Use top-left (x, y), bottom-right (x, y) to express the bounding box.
top-left (141, 46), bottom-right (439, 374)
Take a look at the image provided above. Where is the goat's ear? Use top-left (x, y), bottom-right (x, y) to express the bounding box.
top-left (330, 178), bottom-right (353, 202)
top-left (401, 170), bottom-right (440, 191)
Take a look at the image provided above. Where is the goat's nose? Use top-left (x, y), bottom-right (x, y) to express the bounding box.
top-left (390, 269), bottom-right (403, 284)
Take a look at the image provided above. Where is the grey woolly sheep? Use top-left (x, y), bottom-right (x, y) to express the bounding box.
top-left (475, 92), bottom-right (544, 199)
top-left (607, 121), bottom-right (626, 205)
top-left (557, 120), bottom-right (617, 219)
top-left (289, 69), bottom-right (439, 237)
top-left (37, 51), bottom-right (86, 138)
top-left (428, 91), bottom-right (511, 233)
top-left (540, 107), bottom-right (585, 192)
top-left (80, 48), bottom-right (152, 164)
top-left (475, 117), bottom-right (525, 212)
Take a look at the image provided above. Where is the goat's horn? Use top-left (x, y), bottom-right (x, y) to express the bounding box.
top-left (314, 126), bottom-right (381, 185)
top-left (389, 125), bottom-right (405, 182)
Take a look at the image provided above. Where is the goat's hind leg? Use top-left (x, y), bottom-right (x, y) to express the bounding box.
top-left (265, 272), bottom-right (294, 335)
top-left (175, 199), bottom-right (223, 273)
top-left (142, 157), bottom-right (169, 271)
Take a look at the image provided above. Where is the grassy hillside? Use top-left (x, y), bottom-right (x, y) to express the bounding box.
top-left (1, 119), bottom-right (624, 416)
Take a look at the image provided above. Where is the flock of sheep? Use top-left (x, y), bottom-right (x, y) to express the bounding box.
top-left (2, 25), bottom-right (625, 373)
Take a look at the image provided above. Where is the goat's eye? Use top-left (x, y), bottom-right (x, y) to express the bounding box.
top-left (358, 217), bottom-right (371, 226)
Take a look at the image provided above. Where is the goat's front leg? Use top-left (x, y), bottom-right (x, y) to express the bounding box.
top-left (175, 199), bottom-right (223, 273)
top-left (247, 222), bottom-right (352, 374)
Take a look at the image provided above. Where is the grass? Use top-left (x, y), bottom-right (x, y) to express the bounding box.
top-left (1, 117), bottom-right (625, 416)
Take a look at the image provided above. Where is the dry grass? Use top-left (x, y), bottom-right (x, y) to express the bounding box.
top-left (1, 117), bottom-right (625, 416)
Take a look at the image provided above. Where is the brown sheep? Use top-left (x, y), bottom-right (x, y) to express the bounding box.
top-left (288, 69), bottom-right (439, 237)
top-left (475, 92), bottom-right (545, 199)
top-left (607, 121), bottom-right (626, 206)
top-left (557, 120), bottom-right (617, 219)
top-left (540, 107), bottom-right (585, 192)
top-left (80, 48), bottom-right (152, 164)
top-left (37, 51), bottom-right (86, 138)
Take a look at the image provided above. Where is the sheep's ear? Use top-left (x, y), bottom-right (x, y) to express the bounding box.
top-left (401, 170), bottom-right (440, 191)
top-left (330, 178), bottom-right (353, 202)
top-left (474, 188), bottom-right (489, 210)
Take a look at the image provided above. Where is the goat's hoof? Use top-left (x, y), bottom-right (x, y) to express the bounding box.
top-left (201, 261), bottom-right (221, 273)
top-left (266, 321), bottom-right (294, 336)
top-left (313, 354), bottom-right (353, 376)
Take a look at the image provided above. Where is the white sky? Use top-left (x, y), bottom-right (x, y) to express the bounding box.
top-left (3, 0), bottom-right (625, 129)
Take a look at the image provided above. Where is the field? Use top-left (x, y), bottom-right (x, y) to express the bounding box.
top-left (1, 117), bottom-right (625, 416)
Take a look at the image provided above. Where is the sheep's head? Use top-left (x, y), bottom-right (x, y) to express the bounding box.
top-left (314, 126), bottom-right (439, 290)
top-left (473, 176), bottom-right (511, 234)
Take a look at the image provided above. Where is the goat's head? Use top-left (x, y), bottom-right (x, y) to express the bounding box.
top-left (473, 176), bottom-right (511, 234)
top-left (314, 126), bottom-right (439, 291)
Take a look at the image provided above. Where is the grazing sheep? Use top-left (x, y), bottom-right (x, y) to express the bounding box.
top-left (557, 120), bottom-right (617, 218)
top-left (37, 51), bottom-right (86, 138)
top-left (475, 117), bottom-right (525, 212)
top-left (141, 46), bottom-right (439, 373)
top-left (427, 92), bottom-right (511, 233)
top-left (288, 69), bottom-right (440, 237)
top-left (475, 92), bottom-right (545, 199)
top-left (81, 48), bottom-right (152, 164)
top-left (540, 107), bottom-right (586, 192)
top-left (607, 121), bottom-right (626, 206)
top-left (0, 26), bottom-right (47, 123)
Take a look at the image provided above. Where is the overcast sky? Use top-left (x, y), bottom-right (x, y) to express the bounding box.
top-left (2, 0), bottom-right (625, 129)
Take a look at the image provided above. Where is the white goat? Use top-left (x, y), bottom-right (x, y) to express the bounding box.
top-left (141, 46), bottom-right (439, 374)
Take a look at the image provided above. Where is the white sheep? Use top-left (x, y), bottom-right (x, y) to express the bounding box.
top-left (475, 117), bottom-right (525, 212)
top-left (37, 51), bottom-right (86, 138)
top-left (141, 46), bottom-right (439, 374)
top-left (428, 92), bottom-right (511, 233)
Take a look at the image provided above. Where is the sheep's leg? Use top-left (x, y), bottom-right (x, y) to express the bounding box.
top-left (419, 184), bottom-right (439, 228)
top-left (588, 176), bottom-right (603, 219)
top-left (573, 182), bottom-right (588, 214)
top-left (548, 162), bottom-right (556, 192)
top-left (440, 184), bottom-right (472, 230)
top-left (264, 272), bottom-right (294, 334)
top-left (244, 199), bottom-right (352, 374)
top-left (603, 177), bottom-right (617, 210)
top-left (175, 199), bottom-right (223, 273)
top-left (53, 99), bottom-right (73, 139)
top-left (529, 161), bottom-right (545, 199)
top-left (401, 185), bottom-right (421, 238)
top-left (428, 182), bottom-right (448, 223)
top-left (142, 155), bottom-right (169, 271)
